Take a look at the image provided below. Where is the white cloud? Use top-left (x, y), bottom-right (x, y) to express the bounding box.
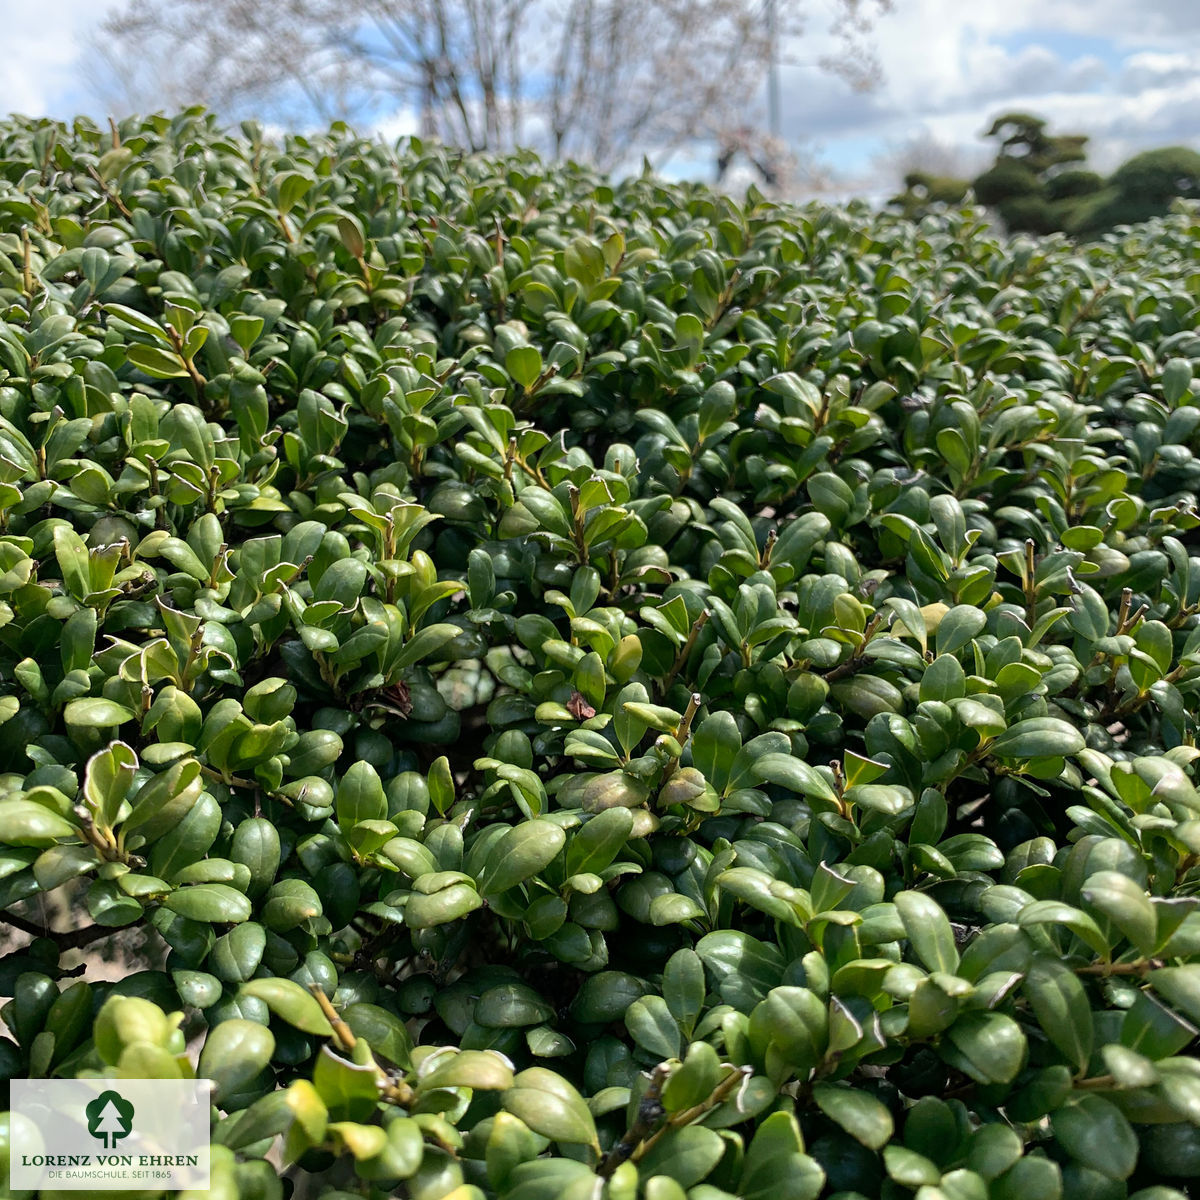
top-left (373, 108), bottom-right (421, 143)
top-left (0, 0), bottom-right (118, 117)
top-left (1027, 0), bottom-right (1200, 45)
top-left (1119, 50), bottom-right (1200, 93)
top-left (769, 0), bottom-right (1200, 195)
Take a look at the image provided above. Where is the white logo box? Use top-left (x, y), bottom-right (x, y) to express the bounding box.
top-left (9, 1079), bottom-right (211, 1191)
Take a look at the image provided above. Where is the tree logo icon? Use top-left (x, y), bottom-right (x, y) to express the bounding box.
top-left (85, 1090), bottom-right (135, 1149)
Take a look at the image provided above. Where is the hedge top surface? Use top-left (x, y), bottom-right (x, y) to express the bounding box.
top-left (0, 109), bottom-right (1199, 1200)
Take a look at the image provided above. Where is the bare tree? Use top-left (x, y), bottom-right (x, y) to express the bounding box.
top-left (874, 129), bottom-right (991, 189)
top-left (94, 0), bottom-right (891, 170)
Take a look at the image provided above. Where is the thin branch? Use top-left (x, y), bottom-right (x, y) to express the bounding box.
top-left (598, 1064), bottom-right (668, 1178)
top-left (1075, 959), bottom-right (1162, 977)
top-left (662, 612), bottom-right (710, 694)
top-left (85, 164), bottom-right (133, 219)
top-left (3, 908), bottom-right (130, 951)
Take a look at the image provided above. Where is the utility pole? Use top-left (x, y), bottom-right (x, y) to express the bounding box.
top-left (766, 0), bottom-right (781, 138)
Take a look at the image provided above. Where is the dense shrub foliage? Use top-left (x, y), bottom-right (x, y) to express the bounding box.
top-left (2, 110), bottom-right (1200, 1200)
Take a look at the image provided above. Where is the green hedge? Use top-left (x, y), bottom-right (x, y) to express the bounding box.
top-left (1, 110), bottom-right (1200, 1200)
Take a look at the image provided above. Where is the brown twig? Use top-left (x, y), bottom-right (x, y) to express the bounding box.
top-left (1023, 538), bottom-right (1038, 631)
top-left (632, 1067), bottom-right (747, 1162)
top-left (568, 484), bottom-right (590, 565)
top-left (21, 227), bottom-right (35, 297)
top-left (1064, 282), bottom-right (1111, 337)
top-left (597, 1065), bottom-right (668, 1178)
top-left (3, 908), bottom-right (128, 951)
top-left (660, 692), bottom-right (703, 785)
top-left (663, 612), bottom-right (710, 694)
top-left (1074, 1074), bottom-right (1117, 1090)
top-left (1075, 958), bottom-right (1161, 977)
top-left (824, 610), bottom-right (888, 683)
top-left (84, 163), bottom-right (133, 219)
top-left (308, 984), bottom-right (417, 1106)
top-left (165, 325), bottom-right (208, 391)
top-left (308, 984), bottom-right (358, 1051)
top-left (758, 528), bottom-right (777, 569)
top-left (200, 763), bottom-right (295, 808)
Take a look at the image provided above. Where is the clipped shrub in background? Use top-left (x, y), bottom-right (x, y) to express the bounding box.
top-left (889, 111), bottom-right (1200, 239)
top-left (1070, 147), bottom-right (1200, 238)
top-left (1, 110), bottom-right (1200, 1199)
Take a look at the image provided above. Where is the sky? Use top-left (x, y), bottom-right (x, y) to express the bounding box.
top-left (788, 0), bottom-right (1200, 192)
top-left (2, 0), bottom-right (1199, 197)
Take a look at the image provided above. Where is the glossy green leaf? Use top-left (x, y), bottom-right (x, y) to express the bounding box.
top-left (1053, 1095), bottom-right (1138, 1180)
top-left (895, 890), bottom-right (960, 973)
top-left (478, 820), bottom-right (566, 895)
top-left (1024, 957), bottom-right (1093, 1073)
top-left (503, 1068), bottom-right (599, 1151)
top-left (165, 883), bottom-right (252, 924)
top-left (240, 978), bottom-right (334, 1036)
top-left (812, 1083), bottom-right (894, 1149)
top-left (199, 1019), bottom-right (275, 1105)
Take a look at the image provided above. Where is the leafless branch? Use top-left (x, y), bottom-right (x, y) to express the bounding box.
top-left (93, 0), bottom-right (890, 174)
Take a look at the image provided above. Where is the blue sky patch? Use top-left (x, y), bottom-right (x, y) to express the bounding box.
top-left (995, 28), bottom-right (1125, 71)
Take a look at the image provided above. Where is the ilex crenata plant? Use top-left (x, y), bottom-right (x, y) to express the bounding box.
top-left (0, 110), bottom-right (1199, 1200)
